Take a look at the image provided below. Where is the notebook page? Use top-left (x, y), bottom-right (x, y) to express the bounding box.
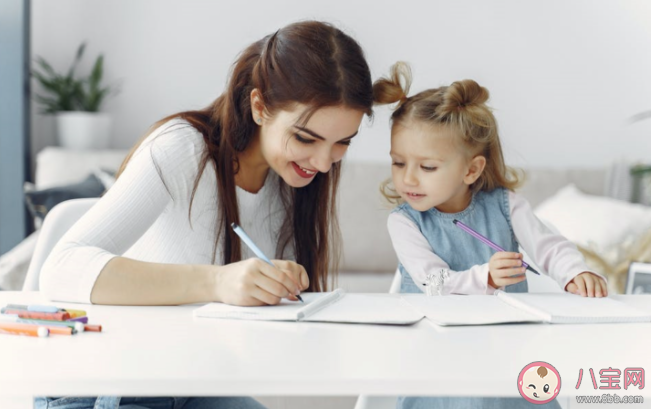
top-left (305, 294), bottom-right (423, 325)
top-left (193, 292), bottom-right (338, 321)
top-left (496, 292), bottom-right (651, 324)
top-left (401, 294), bottom-right (540, 326)
top-left (297, 289), bottom-right (345, 320)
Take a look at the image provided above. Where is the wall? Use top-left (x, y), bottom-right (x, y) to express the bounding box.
top-left (0, 0), bottom-right (30, 254)
top-left (31, 0), bottom-right (651, 168)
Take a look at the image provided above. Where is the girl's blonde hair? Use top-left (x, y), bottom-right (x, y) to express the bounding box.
top-left (374, 62), bottom-right (521, 204)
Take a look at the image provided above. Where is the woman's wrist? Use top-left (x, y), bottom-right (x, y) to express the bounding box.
top-left (192, 264), bottom-right (222, 303)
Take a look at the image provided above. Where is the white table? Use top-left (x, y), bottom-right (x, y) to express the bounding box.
top-left (1, 292), bottom-right (650, 402)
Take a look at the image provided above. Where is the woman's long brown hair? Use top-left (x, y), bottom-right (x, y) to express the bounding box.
top-left (116, 21), bottom-right (374, 291)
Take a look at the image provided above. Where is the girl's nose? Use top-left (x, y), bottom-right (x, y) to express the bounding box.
top-left (403, 167), bottom-right (418, 186)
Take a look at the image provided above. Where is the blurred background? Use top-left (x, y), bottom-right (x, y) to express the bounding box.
top-left (28, 0), bottom-right (651, 164)
top-left (2, 0), bottom-right (651, 293)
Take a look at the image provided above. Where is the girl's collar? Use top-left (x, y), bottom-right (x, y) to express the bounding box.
top-left (427, 192), bottom-right (476, 219)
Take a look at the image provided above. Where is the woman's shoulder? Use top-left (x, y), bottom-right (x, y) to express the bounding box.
top-left (142, 118), bottom-right (205, 153)
top-left (135, 118), bottom-right (207, 170)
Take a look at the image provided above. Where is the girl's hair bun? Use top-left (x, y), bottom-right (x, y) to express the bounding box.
top-left (440, 79), bottom-right (489, 114)
top-left (373, 61), bottom-right (412, 106)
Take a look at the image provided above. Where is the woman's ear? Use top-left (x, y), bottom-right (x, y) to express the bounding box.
top-left (250, 89), bottom-right (265, 125)
top-left (464, 155), bottom-right (486, 185)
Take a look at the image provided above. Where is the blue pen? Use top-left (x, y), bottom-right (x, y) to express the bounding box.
top-left (231, 223), bottom-right (304, 302)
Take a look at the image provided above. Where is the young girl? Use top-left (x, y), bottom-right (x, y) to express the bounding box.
top-left (37, 21), bottom-right (375, 409)
top-left (374, 62), bottom-right (607, 409)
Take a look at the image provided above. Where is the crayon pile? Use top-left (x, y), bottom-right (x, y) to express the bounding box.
top-left (0, 304), bottom-right (102, 338)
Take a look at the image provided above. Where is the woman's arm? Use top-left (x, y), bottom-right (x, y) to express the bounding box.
top-left (387, 212), bottom-right (496, 295)
top-left (40, 122), bottom-right (201, 303)
top-left (41, 121), bottom-right (307, 305)
top-left (92, 256), bottom-right (306, 306)
top-left (90, 257), bottom-right (216, 305)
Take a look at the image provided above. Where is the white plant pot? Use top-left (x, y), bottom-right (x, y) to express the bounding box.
top-left (56, 112), bottom-right (112, 150)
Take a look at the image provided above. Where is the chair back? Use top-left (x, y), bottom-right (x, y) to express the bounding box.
top-left (22, 198), bottom-right (99, 291)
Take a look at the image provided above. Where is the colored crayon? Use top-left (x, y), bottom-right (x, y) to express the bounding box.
top-left (0, 315), bottom-right (76, 335)
top-left (5, 304), bottom-right (28, 310)
top-left (64, 309), bottom-right (86, 319)
top-left (27, 305), bottom-right (60, 313)
top-left (0, 322), bottom-right (49, 337)
top-left (2, 309), bottom-right (70, 321)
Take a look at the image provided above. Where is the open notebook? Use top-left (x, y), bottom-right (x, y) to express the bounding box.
top-left (402, 291), bottom-right (651, 326)
top-left (193, 289), bottom-right (423, 325)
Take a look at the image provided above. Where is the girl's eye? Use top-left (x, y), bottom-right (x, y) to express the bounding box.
top-left (421, 166), bottom-right (437, 172)
top-left (337, 139), bottom-right (352, 146)
top-left (294, 134), bottom-right (315, 144)
top-left (392, 162), bottom-right (405, 168)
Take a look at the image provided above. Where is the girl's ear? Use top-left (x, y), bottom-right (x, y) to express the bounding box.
top-left (250, 88), bottom-right (265, 124)
top-left (464, 155), bottom-right (486, 185)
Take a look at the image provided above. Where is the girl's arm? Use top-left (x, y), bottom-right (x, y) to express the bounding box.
top-left (387, 213), bottom-right (496, 295)
top-left (508, 191), bottom-right (607, 291)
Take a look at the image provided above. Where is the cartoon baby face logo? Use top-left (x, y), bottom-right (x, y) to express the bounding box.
top-left (517, 361), bottom-right (561, 404)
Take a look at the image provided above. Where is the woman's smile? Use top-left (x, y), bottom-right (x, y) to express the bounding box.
top-left (291, 161), bottom-right (318, 178)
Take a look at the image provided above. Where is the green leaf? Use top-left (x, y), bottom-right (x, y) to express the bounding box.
top-left (34, 56), bottom-right (58, 78)
top-left (31, 42), bottom-right (117, 113)
top-left (89, 55), bottom-right (104, 89)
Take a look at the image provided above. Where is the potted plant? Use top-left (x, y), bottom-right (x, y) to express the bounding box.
top-left (32, 43), bottom-right (117, 149)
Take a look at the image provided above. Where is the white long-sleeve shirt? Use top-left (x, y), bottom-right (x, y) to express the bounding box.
top-left (387, 191), bottom-right (604, 295)
top-left (40, 119), bottom-right (287, 303)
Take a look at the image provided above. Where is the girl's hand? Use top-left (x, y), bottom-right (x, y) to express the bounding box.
top-left (488, 252), bottom-right (527, 289)
top-left (214, 258), bottom-right (309, 306)
top-left (565, 272), bottom-right (608, 297)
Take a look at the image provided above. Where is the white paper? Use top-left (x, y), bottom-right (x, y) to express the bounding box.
top-left (193, 290), bottom-right (423, 325)
top-left (401, 294), bottom-right (542, 326)
top-left (496, 292), bottom-right (651, 324)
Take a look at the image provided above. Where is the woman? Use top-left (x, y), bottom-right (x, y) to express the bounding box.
top-left (38, 20), bottom-right (374, 409)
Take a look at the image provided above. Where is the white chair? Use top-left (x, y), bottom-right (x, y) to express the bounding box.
top-left (22, 198), bottom-right (99, 291)
top-left (353, 268), bottom-right (401, 409)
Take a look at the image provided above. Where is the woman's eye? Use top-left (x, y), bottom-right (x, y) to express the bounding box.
top-left (337, 139), bottom-right (352, 146)
top-left (392, 162), bottom-right (405, 168)
top-left (421, 166), bottom-right (437, 172)
top-left (294, 134), bottom-right (315, 144)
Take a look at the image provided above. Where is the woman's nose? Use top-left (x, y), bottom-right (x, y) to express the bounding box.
top-left (310, 148), bottom-right (333, 173)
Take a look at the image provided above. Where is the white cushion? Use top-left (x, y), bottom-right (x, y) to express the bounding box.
top-left (535, 184), bottom-right (651, 253)
top-left (0, 231), bottom-right (39, 290)
top-left (35, 147), bottom-right (129, 189)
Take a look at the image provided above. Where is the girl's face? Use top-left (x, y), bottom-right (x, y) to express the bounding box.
top-left (390, 120), bottom-right (485, 213)
top-left (258, 104), bottom-right (364, 188)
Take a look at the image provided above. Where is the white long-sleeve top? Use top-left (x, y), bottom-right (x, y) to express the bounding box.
top-left (387, 191), bottom-right (604, 295)
top-left (40, 119), bottom-right (287, 303)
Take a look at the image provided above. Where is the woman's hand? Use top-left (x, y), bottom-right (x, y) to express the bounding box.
top-left (565, 272), bottom-right (608, 297)
top-left (213, 258), bottom-right (309, 306)
top-left (488, 252), bottom-right (527, 289)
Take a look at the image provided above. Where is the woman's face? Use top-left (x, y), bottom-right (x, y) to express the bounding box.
top-left (258, 104), bottom-right (365, 188)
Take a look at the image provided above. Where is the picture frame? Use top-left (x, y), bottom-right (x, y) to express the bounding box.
top-left (625, 262), bottom-right (651, 295)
